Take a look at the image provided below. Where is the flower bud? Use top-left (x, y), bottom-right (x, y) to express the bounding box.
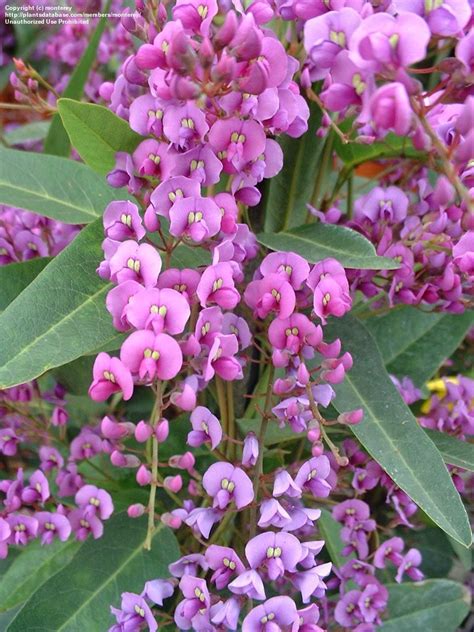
top-left (311, 442), bottom-right (324, 457)
top-left (135, 420), bottom-right (153, 442)
top-left (242, 432), bottom-right (259, 467)
top-left (370, 82), bottom-right (412, 136)
top-left (169, 451), bottom-right (195, 471)
top-left (188, 479), bottom-right (199, 496)
top-left (307, 426), bottom-right (321, 443)
top-left (164, 475), bottom-right (183, 493)
top-left (215, 11), bottom-right (238, 49)
top-left (137, 465), bottom-right (152, 486)
top-left (156, 418), bottom-right (169, 443)
top-left (111, 450), bottom-right (141, 468)
top-left (337, 408), bottom-right (364, 426)
top-left (128, 503), bottom-right (145, 518)
top-left (161, 512), bottom-right (182, 529)
top-left (51, 406), bottom-right (68, 427)
top-left (101, 415), bottom-right (130, 440)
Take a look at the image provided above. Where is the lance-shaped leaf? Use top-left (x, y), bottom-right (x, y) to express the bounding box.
top-left (44, 2), bottom-right (111, 157)
top-left (258, 223), bottom-right (399, 269)
top-left (263, 103), bottom-right (322, 232)
top-left (58, 99), bottom-right (142, 175)
top-left (4, 121), bottom-right (50, 146)
top-left (325, 315), bottom-right (472, 547)
top-left (0, 148), bottom-right (126, 224)
top-left (0, 539), bottom-right (80, 613)
top-left (0, 219), bottom-right (120, 389)
top-left (425, 430), bottom-right (474, 472)
top-left (7, 513), bottom-right (179, 632)
top-left (366, 307), bottom-right (474, 386)
top-left (379, 580), bottom-right (470, 632)
top-left (0, 258), bottom-right (51, 312)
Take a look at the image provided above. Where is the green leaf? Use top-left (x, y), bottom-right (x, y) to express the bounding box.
top-left (366, 307), bottom-right (474, 386)
top-left (57, 99), bottom-right (142, 175)
top-left (379, 580), bottom-right (470, 632)
top-left (425, 430), bottom-right (474, 472)
top-left (44, 4), bottom-right (110, 157)
top-left (170, 243), bottom-right (212, 269)
top-left (0, 539), bottom-right (80, 613)
top-left (257, 223), bottom-right (399, 269)
top-left (7, 513), bottom-right (179, 632)
top-left (4, 121), bottom-right (50, 146)
top-left (263, 103), bottom-right (322, 232)
top-left (0, 147), bottom-right (127, 224)
top-left (318, 509), bottom-right (348, 569)
top-left (334, 124), bottom-right (422, 170)
top-left (0, 219), bottom-right (120, 389)
top-left (0, 258), bottom-right (51, 312)
top-left (325, 315), bottom-right (472, 547)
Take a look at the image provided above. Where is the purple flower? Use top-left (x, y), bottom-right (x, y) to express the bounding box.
top-left (126, 287), bottom-right (190, 335)
top-left (204, 333), bottom-right (243, 381)
top-left (358, 581), bottom-right (388, 623)
top-left (259, 251), bottom-right (310, 290)
top-left (273, 470), bottom-right (302, 498)
top-left (208, 118), bottom-right (267, 172)
top-left (294, 456), bottom-right (332, 497)
top-left (395, 548), bottom-right (424, 583)
top-left (246, 531), bottom-right (303, 580)
top-left (202, 462), bottom-right (254, 509)
top-left (120, 330), bottom-right (183, 381)
top-left (395, 0), bottom-right (471, 37)
top-left (174, 576), bottom-right (210, 629)
top-left (163, 103), bottom-right (209, 149)
top-left (39, 446), bottom-right (64, 472)
top-left (205, 544), bottom-right (246, 589)
top-left (291, 562), bottom-right (332, 603)
top-left (374, 536), bottom-right (405, 569)
top-left (7, 514), bottom-right (38, 546)
top-left (21, 470), bottom-right (50, 504)
top-left (335, 589), bottom-right (362, 627)
top-left (143, 579), bottom-right (174, 606)
top-left (36, 512), bottom-right (71, 545)
top-left (242, 596), bottom-right (298, 631)
top-left (129, 94), bottom-right (165, 137)
top-left (171, 145), bottom-right (223, 186)
top-left (370, 83), bottom-right (412, 136)
top-left (103, 201), bottom-right (145, 242)
top-left (75, 485), bottom-right (114, 520)
top-left (197, 263), bottom-right (240, 309)
top-left (110, 592), bottom-right (157, 632)
top-left (68, 508), bottom-right (104, 541)
top-left (242, 432), bottom-right (259, 467)
top-left (169, 195), bottom-right (222, 243)
top-left (89, 353), bottom-right (134, 402)
top-left (245, 273), bottom-right (297, 320)
top-left (349, 12), bottom-right (431, 71)
top-left (70, 430), bottom-right (103, 461)
top-left (0, 518), bottom-right (11, 559)
top-left (169, 553), bottom-right (208, 578)
top-left (228, 569), bottom-right (266, 600)
top-left (109, 240), bottom-right (162, 287)
top-left (453, 231), bottom-right (474, 274)
top-left (210, 597), bottom-right (241, 630)
top-left (0, 428), bottom-right (20, 456)
top-left (187, 406), bottom-right (222, 450)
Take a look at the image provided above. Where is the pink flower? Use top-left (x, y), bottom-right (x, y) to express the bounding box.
top-left (89, 353), bottom-right (134, 402)
top-left (120, 330), bottom-right (183, 381)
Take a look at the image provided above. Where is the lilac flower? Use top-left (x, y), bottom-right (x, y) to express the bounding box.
top-left (210, 597), bottom-right (241, 630)
top-left (7, 514), bottom-right (38, 546)
top-left (187, 406), bottom-right (222, 450)
top-left (242, 596), bottom-right (298, 631)
top-left (202, 462), bottom-right (254, 509)
top-left (335, 589), bottom-right (362, 627)
top-left (258, 498), bottom-right (292, 529)
top-left (395, 0), bottom-right (471, 37)
top-left (158, 268), bottom-right (201, 304)
top-left (143, 579), bottom-right (174, 606)
top-left (89, 352), bottom-right (134, 402)
top-left (204, 333), bottom-right (243, 381)
top-left (120, 330), bottom-right (183, 381)
top-left (169, 553), bottom-right (208, 578)
top-left (205, 545), bottom-right (246, 589)
top-left (109, 240), bottom-right (162, 287)
top-left (172, 145), bottom-right (223, 186)
top-left (75, 485), bottom-right (114, 520)
top-left (197, 262), bottom-right (240, 309)
top-left (374, 536), bottom-right (405, 569)
top-left (39, 446), bottom-right (64, 472)
top-left (245, 273), bottom-right (297, 320)
top-left (395, 548), bottom-right (424, 583)
top-left (370, 83), bottom-right (412, 136)
top-left (358, 581), bottom-right (388, 623)
top-left (21, 470), bottom-right (50, 504)
top-left (208, 118), bottom-right (267, 171)
top-left (126, 287), bottom-right (191, 335)
top-left (291, 562), bottom-right (332, 602)
top-left (148, 176), bottom-right (201, 224)
top-left (273, 470), bottom-right (302, 498)
top-left (0, 518), bottom-right (11, 559)
top-left (246, 531), bottom-right (303, 580)
top-left (0, 428), bottom-right (20, 456)
top-left (70, 430), bottom-right (103, 461)
top-left (259, 251), bottom-right (310, 290)
top-left (174, 576), bottom-right (211, 630)
top-left (294, 456), bottom-right (332, 497)
top-left (163, 103), bottom-right (209, 149)
top-left (68, 508), bottom-right (104, 541)
top-left (110, 592), bottom-right (157, 632)
top-left (103, 201), bottom-right (145, 242)
top-left (228, 569), bottom-right (266, 601)
top-left (36, 512), bottom-right (71, 545)
top-left (242, 432), bottom-right (259, 467)
top-left (169, 195), bottom-right (222, 242)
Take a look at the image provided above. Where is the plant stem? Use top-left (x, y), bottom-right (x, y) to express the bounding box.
top-left (305, 384), bottom-right (348, 467)
top-left (144, 382), bottom-right (163, 550)
top-left (226, 381), bottom-right (236, 460)
top-left (216, 376), bottom-right (229, 439)
top-left (249, 365), bottom-right (275, 537)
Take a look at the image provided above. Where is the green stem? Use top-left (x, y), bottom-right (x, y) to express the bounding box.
top-left (249, 365), bottom-right (275, 538)
top-left (216, 376), bottom-right (229, 439)
top-left (226, 381), bottom-right (236, 460)
top-left (305, 384), bottom-right (348, 467)
top-left (309, 132), bottom-right (334, 211)
top-left (144, 382), bottom-right (163, 550)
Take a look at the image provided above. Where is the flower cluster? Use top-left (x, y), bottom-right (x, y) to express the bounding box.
top-left (0, 381), bottom-right (115, 556)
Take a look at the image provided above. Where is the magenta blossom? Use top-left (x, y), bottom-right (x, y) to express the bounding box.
top-left (242, 596), bottom-right (298, 632)
top-left (187, 406), bottom-right (223, 450)
top-left (120, 330), bottom-right (183, 381)
top-left (202, 462), bottom-right (254, 510)
top-left (89, 353), bottom-right (134, 402)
